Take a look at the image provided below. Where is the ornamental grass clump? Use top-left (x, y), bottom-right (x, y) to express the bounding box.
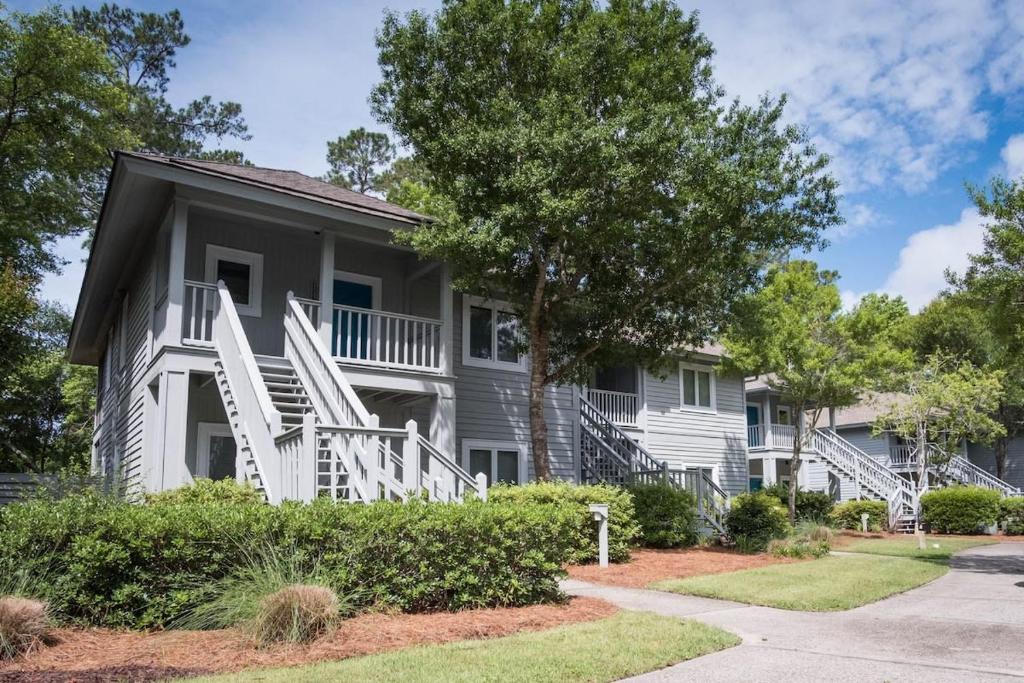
top-left (254, 584), bottom-right (339, 646)
top-left (0, 597), bottom-right (49, 660)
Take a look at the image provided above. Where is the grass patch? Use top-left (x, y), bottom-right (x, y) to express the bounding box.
top-left (654, 555), bottom-right (948, 611)
top-left (840, 535), bottom-right (995, 560)
top-left (180, 611), bottom-right (738, 683)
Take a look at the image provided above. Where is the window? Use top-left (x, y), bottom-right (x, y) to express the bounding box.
top-left (679, 363), bottom-right (715, 411)
top-left (462, 440), bottom-right (525, 486)
top-left (197, 423), bottom-right (236, 481)
top-left (462, 296), bottom-right (526, 370)
top-left (205, 245), bottom-right (263, 317)
top-left (777, 406), bottom-right (792, 425)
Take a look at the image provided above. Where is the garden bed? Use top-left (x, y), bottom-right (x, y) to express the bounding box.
top-left (0, 598), bottom-right (617, 682)
top-left (566, 547), bottom-right (796, 588)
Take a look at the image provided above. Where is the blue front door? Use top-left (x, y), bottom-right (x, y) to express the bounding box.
top-left (332, 279), bottom-right (374, 357)
top-left (746, 405), bottom-right (761, 447)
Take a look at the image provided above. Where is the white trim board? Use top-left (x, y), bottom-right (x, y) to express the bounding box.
top-left (204, 244), bottom-right (263, 317)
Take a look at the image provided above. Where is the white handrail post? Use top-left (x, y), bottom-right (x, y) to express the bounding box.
top-left (589, 504), bottom-right (609, 568)
top-left (402, 419), bottom-right (420, 499)
top-left (366, 414), bottom-right (381, 501)
top-left (475, 472), bottom-right (488, 501)
top-left (300, 412), bottom-right (317, 502)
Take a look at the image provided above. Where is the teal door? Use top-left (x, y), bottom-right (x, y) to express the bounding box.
top-left (332, 279), bottom-right (374, 357)
top-left (746, 405), bottom-right (761, 447)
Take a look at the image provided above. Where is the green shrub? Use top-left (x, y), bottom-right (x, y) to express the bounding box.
top-left (1000, 497), bottom-right (1024, 535)
top-left (724, 492), bottom-right (790, 552)
top-left (920, 486), bottom-right (1001, 534)
top-left (144, 479), bottom-right (265, 507)
top-left (626, 483), bottom-right (698, 548)
top-left (488, 481), bottom-right (639, 563)
top-left (766, 537), bottom-right (830, 559)
top-left (830, 499), bottom-right (888, 531)
top-left (0, 493), bottom-right (576, 629)
top-left (761, 483), bottom-right (834, 522)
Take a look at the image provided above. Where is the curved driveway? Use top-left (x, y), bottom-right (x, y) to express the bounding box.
top-left (564, 543), bottom-right (1024, 682)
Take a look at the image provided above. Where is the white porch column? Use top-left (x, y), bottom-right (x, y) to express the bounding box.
top-left (165, 198), bottom-right (189, 347)
top-left (761, 394), bottom-right (772, 449)
top-left (158, 369), bottom-right (190, 490)
top-left (439, 264), bottom-right (454, 375)
top-left (763, 455), bottom-right (777, 486)
top-left (430, 395), bottom-right (456, 457)
top-left (318, 231), bottom-right (335, 350)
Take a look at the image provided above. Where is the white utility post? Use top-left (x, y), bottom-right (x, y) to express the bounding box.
top-left (860, 512), bottom-right (869, 533)
top-left (475, 472), bottom-right (488, 501)
top-left (589, 503), bottom-right (610, 568)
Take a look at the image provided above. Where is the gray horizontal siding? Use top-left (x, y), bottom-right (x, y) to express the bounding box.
top-left (643, 365), bottom-right (748, 496)
top-left (967, 438), bottom-right (1024, 490)
top-left (452, 293), bottom-right (577, 482)
top-left (836, 426), bottom-right (890, 465)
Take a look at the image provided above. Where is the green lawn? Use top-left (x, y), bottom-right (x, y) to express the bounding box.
top-left (840, 535), bottom-right (996, 560)
top-left (181, 611), bottom-right (739, 683)
top-left (653, 554), bottom-right (947, 611)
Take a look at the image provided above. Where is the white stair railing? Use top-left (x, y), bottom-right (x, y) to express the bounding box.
top-left (213, 281), bottom-right (283, 503)
top-left (285, 293), bottom-right (483, 502)
top-left (812, 428), bottom-right (916, 528)
top-left (929, 445), bottom-right (1021, 496)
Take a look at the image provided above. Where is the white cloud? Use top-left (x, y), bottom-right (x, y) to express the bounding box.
top-left (878, 207), bottom-right (986, 311)
top-left (829, 202), bottom-right (881, 241)
top-left (1001, 134), bottom-right (1024, 181)
top-left (691, 0), bottom-right (1022, 194)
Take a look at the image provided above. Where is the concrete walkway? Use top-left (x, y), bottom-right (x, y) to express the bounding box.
top-left (565, 543), bottom-right (1024, 682)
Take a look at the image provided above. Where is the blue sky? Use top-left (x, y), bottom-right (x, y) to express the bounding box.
top-left (20, 0), bottom-right (1024, 313)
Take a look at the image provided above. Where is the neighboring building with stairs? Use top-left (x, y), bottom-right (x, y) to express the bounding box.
top-left (70, 153), bottom-right (738, 529)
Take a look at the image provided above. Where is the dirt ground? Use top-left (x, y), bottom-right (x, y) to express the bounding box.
top-left (0, 597), bottom-right (617, 683)
top-left (566, 547), bottom-right (796, 588)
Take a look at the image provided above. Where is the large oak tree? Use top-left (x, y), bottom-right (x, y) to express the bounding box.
top-left (372, 0), bottom-right (840, 478)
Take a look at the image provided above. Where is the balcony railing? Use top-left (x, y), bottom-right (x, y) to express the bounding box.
top-left (745, 423), bottom-right (810, 452)
top-left (773, 424), bottom-right (797, 450)
top-left (331, 304), bottom-right (443, 373)
top-left (585, 389), bottom-right (639, 426)
top-left (747, 424), bottom-right (765, 449)
top-left (182, 280), bottom-right (218, 346)
top-left (889, 445), bottom-right (916, 467)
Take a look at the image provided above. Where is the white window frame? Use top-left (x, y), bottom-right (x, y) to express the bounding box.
top-left (461, 439), bottom-right (528, 486)
top-left (461, 295), bottom-right (527, 372)
top-left (776, 405), bottom-right (792, 425)
top-left (678, 362), bottom-right (717, 413)
top-left (333, 270), bottom-right (382, 310)
top-left (196, 422), bottom-right (235, 479)
top-left (205, 244), bottom-right (263, 317)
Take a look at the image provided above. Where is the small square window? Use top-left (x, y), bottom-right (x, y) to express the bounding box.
top-left (216, 260), bottom-right (250, 305)
top-left (462, 297), bottom-right (524, 370)
top-left (205, 245), bottom-right (263, 317)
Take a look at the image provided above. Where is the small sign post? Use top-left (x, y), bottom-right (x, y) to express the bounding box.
top-left (589, 503), bottom-right (609, 568)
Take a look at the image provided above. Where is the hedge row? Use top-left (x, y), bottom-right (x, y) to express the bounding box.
top-left (760, 483), bottom-right (834, 522)
top-left (830, 499), bottom-right (888, 532)
top-left (0, 491), bottom-right (579, 629)
top-left (1001, 497), bottom-right (1024, 535)
top-left (920, 486), bottom-right (1001, 534)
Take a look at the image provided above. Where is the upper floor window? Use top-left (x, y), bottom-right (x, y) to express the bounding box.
top-left (679, 362), bottom-right (716, 412)
top-left (462, 296), bottom-right (525, 371)
top-left (205, 244), bottom-right (263, 317)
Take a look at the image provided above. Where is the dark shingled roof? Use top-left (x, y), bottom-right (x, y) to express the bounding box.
top-left (124, 152), bottom-right (432, 225)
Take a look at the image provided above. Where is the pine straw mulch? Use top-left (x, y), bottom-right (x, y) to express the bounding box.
top-left (0, 597), bottom-right (617, 683)
top-left (566, 547), bottom-right (797, 588)
top-left (833, 530), bottom-right (1024, 546)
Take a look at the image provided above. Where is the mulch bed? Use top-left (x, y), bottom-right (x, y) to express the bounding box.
top-left (566, 547), bottom-right (795, 588)
top-left (834, 530), bottom-right (1024, 546)
top-left (0, 597), bottom-right (617, 683)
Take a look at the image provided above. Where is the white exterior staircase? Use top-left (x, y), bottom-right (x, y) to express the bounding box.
top-left (206, 281), bottom-right (484, 505)
top-left (579, 395), bottom-right (730, 535)
top-left (810, 428), bottom-right (918, 531)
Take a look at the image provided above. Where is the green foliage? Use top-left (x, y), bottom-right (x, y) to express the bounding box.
top-left (488, 481), bottom-right (639, 563)
top-left (760, 483), bottom-right (834, 522)
top-left (626, 483), bottom-right (697, 549)
top-left (829, 499), bottom-right (888, 531)
top-left (920, 486), bottom-right (1001, 534)
top-left (999, 498), bottom-right (1024, 535)
top-left (724, 261), bottom-right (913, 520)
top-left (766, 537), bottom-right (830, 559)
top-left (725, 492), bottom-right (790, 552)
top-left (0, 493), bottom-right (577, 629)
top-left (325, 127), bottom-right (395, 193)
top-left (373, 1), bottom-right (839, 477)
top-left (144, 479), bottom-right (265, 507)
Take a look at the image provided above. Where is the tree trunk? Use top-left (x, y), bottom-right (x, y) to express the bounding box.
top-left (994, 436), bottom-right (1009, 481)
top-left (789, 424), bottom-right (802, 523)
top-left (528, 326), bottom-right (552, 480)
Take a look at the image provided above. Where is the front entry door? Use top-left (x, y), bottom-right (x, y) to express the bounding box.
top-left (746, 405), bottom-right (762, 447)
top-left (332, 279), bottom-right (375, 358)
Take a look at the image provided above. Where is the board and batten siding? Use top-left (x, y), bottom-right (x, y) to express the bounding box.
top-left (643, 364), bottom-right (748, 495)
top-left (451, 293), bottom-right (578, 482)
